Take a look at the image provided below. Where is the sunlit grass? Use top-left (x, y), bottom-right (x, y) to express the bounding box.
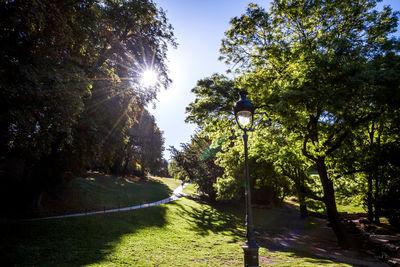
top-left (2, 197), bottom-right (353, 266)
top-left (0, 176), bottom-right (358, 266)
top-left (151, 175), bottom-right (181, 191)
top-left (287, 196), bottom-right (366, 215)
top-left (336, 203), bottom-right (365, 214)
top-left (182, 183), bottom-right (200, 197)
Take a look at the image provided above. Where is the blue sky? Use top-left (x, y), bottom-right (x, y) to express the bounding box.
top-left (150, 0), bottom-right (400, 160)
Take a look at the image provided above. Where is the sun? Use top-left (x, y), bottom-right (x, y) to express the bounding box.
top-left (140, 69), bottom-right (158, 87)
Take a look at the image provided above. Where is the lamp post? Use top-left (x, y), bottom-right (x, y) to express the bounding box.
top-left (233, 90), bottom-right (259, 267)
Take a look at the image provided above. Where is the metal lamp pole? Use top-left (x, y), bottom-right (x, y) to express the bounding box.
top-left (233, 90), bottom-right (259, 267)
top-left (242, 129), bottom-right (259, 266)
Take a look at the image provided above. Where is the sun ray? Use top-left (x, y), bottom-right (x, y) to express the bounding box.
top-left (101, 97), bottom-right (136, 145)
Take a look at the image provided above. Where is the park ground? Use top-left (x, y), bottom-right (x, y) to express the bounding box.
top-left (0, 173), bottom-right (394, 266)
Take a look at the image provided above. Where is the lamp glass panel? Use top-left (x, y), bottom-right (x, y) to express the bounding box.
top-left (237, 110), bottom-right (252, 127)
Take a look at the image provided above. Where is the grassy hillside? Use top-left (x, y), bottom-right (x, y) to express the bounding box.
top-left (37, 173), bottom-right (181, 217)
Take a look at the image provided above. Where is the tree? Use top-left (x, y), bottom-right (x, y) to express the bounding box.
top-left (251, 127), bottom-right (322, 217)
top-left (109, 108), bottom-right (166, 177)
top-left (186, 75), bottom-right (294, 205)
top-left (0, 0), bottom-right (175, 213)
top-left (169, 134), bottom-right (224, 201)
top-left (186, 76), bottom-right (323, 214)
top-left (186, 74), bottom-right (237, 128)
top-left (214, 130), bottom-right (293, 205)
top-left (219, 0), bottom-right (399, 247)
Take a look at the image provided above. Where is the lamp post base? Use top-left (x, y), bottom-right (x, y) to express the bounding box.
top-left (241, 244), bottom-right (259, 267)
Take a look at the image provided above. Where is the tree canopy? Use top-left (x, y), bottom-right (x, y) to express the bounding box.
top-left (174, 0), bottom-right (400, 248)
top-left (0, 0), bottom-right (175, 213)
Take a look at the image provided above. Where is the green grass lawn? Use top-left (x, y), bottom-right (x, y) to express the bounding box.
top-left (37, 173), bottom-right (181, 217)
top-left (288, 196), bottom-right (366, 215)
top-left (336, 203), bottom-right (365, 214)
top-left (0, 181), bottom-right (357, 266)
top-left (2, 197), bottom-right (353, 266)
top-left (182, 182), bottom-right (200, 197)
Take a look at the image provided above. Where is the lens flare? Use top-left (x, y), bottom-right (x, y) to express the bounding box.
top-left (140, 69), bottom-right (158, 87)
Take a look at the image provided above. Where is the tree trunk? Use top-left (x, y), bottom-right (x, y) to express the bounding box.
top-left (369, 123), bottom-right (380, 224)
top-left (367, 174), bottom-right (374, 222)
top-left (316, 157), bottom-right (351, 248)
top-left (298, 193), bottom-right (308, 218)
top-left (299, 197), bottom-right (308, 218)
top-left (123, 155), bottom-right (130, 174)
top-left (31, 191), bottom-right (43, 210)
top-left (296, 175), bottom-right (308, 218)
top-left (374, 176), bottom-right (381, 224)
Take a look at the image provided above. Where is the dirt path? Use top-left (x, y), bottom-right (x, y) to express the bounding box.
top-left (254, 204), bottom-right (389, 266)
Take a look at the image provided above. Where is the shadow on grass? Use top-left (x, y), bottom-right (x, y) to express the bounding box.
top-left (253, 204), bottom-right (318, 251)
top-left (1, 205), bottom-right (168, 266)
top-left (169, 199), bottom-right (245, 242)
top-left (173, 198), bottom-right (381, 267)
top-left (255, 203), bottom-right (383, 266)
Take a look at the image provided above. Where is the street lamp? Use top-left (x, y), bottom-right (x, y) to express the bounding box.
top-left (233, 90), bottom-right (259, 267)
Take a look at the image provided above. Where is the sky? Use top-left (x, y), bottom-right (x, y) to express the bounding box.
top-left (150, 0), bottom-right (400, 160)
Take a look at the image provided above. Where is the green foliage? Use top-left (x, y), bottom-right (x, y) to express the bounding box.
top-left (169, 134), bottom-right (223, 201)
top-left (184, 75), bottom-right (299, 205)
top-left (186, 74), bottom-right (237, 128)
top-left (106, 108), bottom-right (167, 177)
top-left (250, 127), bottom-right (322, 215)
top-left (214, 131), bottom-right (291, 205)
top-left (0, 0), bottom-right (175, 212)
top-left (218, 0), bottom-right (400, 240)
top-left (331, 51), bottom-right (400, 223)
top-left (182, 0), bottom-right (400, 242)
